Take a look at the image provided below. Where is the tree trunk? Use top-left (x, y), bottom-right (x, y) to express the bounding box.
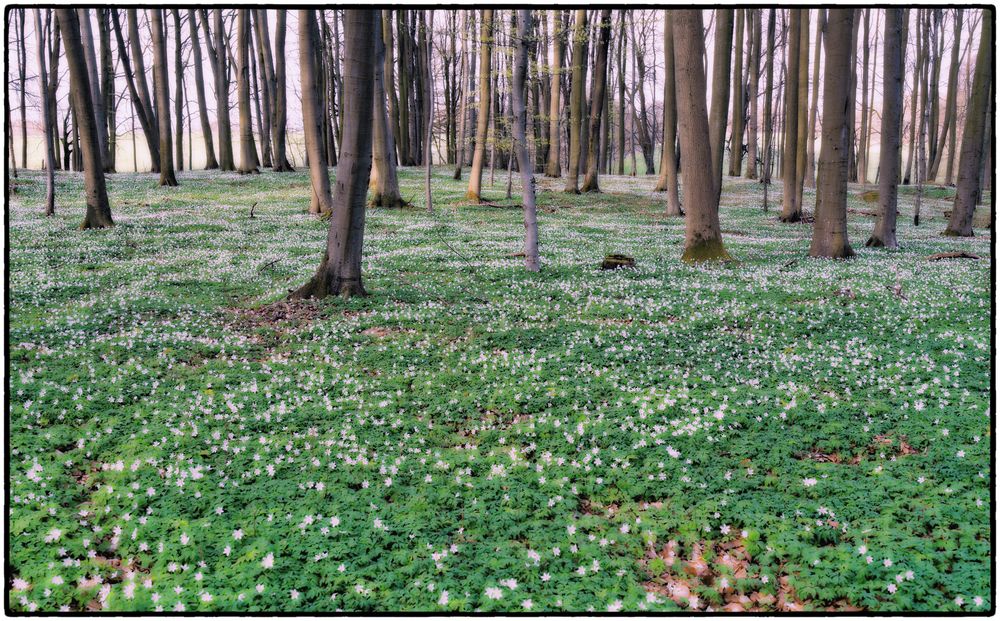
top-left (654, 12), bottom-right (682, 215)
top-left (930, 9), bottom-right (962, 182)
top-left (914, 11), bottom-right (930, 226)
top-left (903, 10), bottom-right (922, 185)
top-left (290, 10), bottom-right (377, 300)
top-left (254, 10), bottom-right (277, 169)
top-left (77, 10), bottom-right (111, 171)
top-left (761, 9), bottom-right (776, 184)
top-left (250, 26), bottom-right (269, 168)
top-left (212, 10), bottom-right (236, 170)
top-left (728, 9), bottom-right (745, 176)
top-left (48, 16), bottom-right (62, 171)
top-left (172, 9), bottom-right (184, 172)
top-left (98, 10), bottom-right (116, 172)
top-left (673, 10), bottom-right (731, 263)
top-left (563, 9), bottom-right (587, 193)
top-left (57, 9), bottom-right (114, 229)
top-left (235, 10), bottom-right (260, 174)
top-left (804, 9), bottom-right (825, 187)
top-left (150, 9), bottom-right (178, 186)
top-left (16, 9), bottom-right (27, 171)
top-left (945, 14), bottom-right (992, 236)
top-left (466, 10), bottom-right (494, 201)
top-left (581, 10), bottom-right (613, 192)
top-left (744, 9), bottom-right (761, 179)
top-left (299, 10), bottom-right (333, 215)
top-left (857, 10), bottom-right (871, 184)
top-left (545, 10), bottom-right (566, 178)
top-left (34, 9), bottom-right (56, 214)
top-left (452, 12), bottom-right (470, 179)
top-left (779, 9), bottom-right (802, 222)
top-left (111, 10), bottom-right (159, 172)
top-left (186, 10), bottom-right (218, 169)
top-left (423, 10), bottom-right (435, 209)
top-left (397, 11), bottom-right (413, 166)
top-left (708, 9), bottom-right (733, 200)
top-left (810, 9), bottom-right (856, 258)
top-left (616, 12), bottom-right (626, 175)
top-left (512, 10), bottom-right (541, 272)
top-left (794, 10), bottom-right (810, 212)
top-left (867, 8), bottom-right (905, 249)
top-left (371, 10), bottom-right (405, 208)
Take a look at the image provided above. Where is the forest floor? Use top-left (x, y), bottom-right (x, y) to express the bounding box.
top-left (7, 168), bottom-right (992, 612)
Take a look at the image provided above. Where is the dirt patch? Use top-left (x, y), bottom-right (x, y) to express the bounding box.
top-left (228, 300), bottom-right (328, 329)
top-left (361, 326), bottom-right (415, 338)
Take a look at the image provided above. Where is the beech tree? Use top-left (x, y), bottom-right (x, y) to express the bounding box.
top-left (299, 10), bottom-right (333, 216)
top-left (56, 8), bottom-right (114, 228)
top-left (371, 9), bottom-right (405, 209)
top-left (744, 9), bottom-right (761, 179)
top-left (945, 14), bottom-right (992, 237)
top-left (149, 9), bottom-right (178, 186)
top-left (34, 8), bottom-right (56, 215)
top-left (780, 9), bottom-right (803, 222)
top-left (236, 10), bottom-right (260, 174)
top-left (708, 9), bottom-right (733, 200)
top-left (673, 10), bottom-right (730, 263)
top-left (867, 9), bottom-right (905, 249)
top-left (581, 10), bottom-right (613, 193)
top-left (810, 9), bottom-right (856, 259)
top-left (290, 10), bottom-right (377, 300)
top-left (728, 9), bottom-right (744, 177)
top-left (654, 10), bottom-right (682, 216)
top-left (544, 10), bottom-right (565, 178)
top-left (564, 9), bottom-right (587, 193)
top-left (466, 10), bottom-right (494, 202)
top-left (512, 9), bottom-right (540, 272)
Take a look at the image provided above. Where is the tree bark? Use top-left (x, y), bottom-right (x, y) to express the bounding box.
top-left (581, 10), bottom-right (613, 192)
top-left (545, 10), bottom-right (566, 178)
top-left (867, 8), bottom-right (905, 249)
top-left (563, 9), bottom-right (587, 193)
top-left (512, 10), bottom-right (541, 272)
top-left (290, 10), bottom-right (377, 300)
top-left (371, 9), bottom-right (405, 208)
top-left (930, 9), bottom-right (962, 182)
top-left (77, 10), bottom-right (111, 171)
top-left (708, 10), bottom-right (733, 200)
top-left (744, 9), bottom-right (761, 179)
top-left (858, 10), bottom-right (871, 184)
top-left (210, 9), bottom-right (236, 170)
top-left (945, 14), bottom-right (992, 236)
top-left (794, 10), bottom-right (810, 212)
top-left (111, 10), bottom-right (159, 172)
top-left (654, 10), bottom-right (682, 217)
top-left (452, 12), bottom-right (470, 179)
top-left (466, 10), bottom-right (494, 201)
top-left (810, 9), bottom-right (856, 259)
top-left (299, 10), bottom-right (333, 215)
top-left (172, 9), bottom-right (184, 172)
top-left (57, 8), bottom-right (114, 228)
top-left (779, 9), bottom-right (802, 222)
top-left (236, 10), bottom-right (260, 174)
top-left (728, 9), bottom-right (745, 176)
top-left (150, 9), bottom-right (178, 186)
top-left (34, 9), bottom-right (56, 214)
top-left (186, 10), bottom-right (218, 169)
top-left (761, 9), bottom-right (776, 184)
top-left (673, 10), bottom-right (731, 263)
top-left (254, 9), bottom-right (277, 169)
top-left (98, 10), bottom-right (116, 172)
top-left (804, 9), bottom-right (825, 187)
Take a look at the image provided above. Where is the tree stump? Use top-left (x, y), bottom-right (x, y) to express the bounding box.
top-left (601, 254), bottom-right (636, 270)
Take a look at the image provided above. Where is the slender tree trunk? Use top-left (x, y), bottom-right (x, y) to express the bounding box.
top-left (563, 9), bottom-right (587, 193)
top-left (708, 10), bottom-right (733, 200)
top-left (212, 9), bottom-right (236, 170)
top-left (581, 10), bottom-right (613, 192)
top-left (858, 10), bottom-right (871, 184)
top-left (98, 10), bottom-right (116, 172)
top-left (930, 9), bottom-right (962, 182)
top-left (914, 11), bottom-right (930, 226)
top-left (804, 9), bottom-right (825, 187)
top-left (16, 9), bottom-right (27, 170)
top-left (846, 12), bottom-right (860, 182)
top-left (674, 10), bottom-right (731, 263)
top-left (149, 10), bottom-right (178, 186)
top-left (371, 10), bottom-right (405, 208)
top-left (186, 10), bottom-right (218, 169)
top-left (779, 10), bottom-right (802, 222)
top-left (512, 10), bottom-right (541, 271)
top-left (172, 9), bottom-right (184, 172)
top-left (57, 8), bottom-right (114, 228)
top-left (77, 9), bottom-right (111, 171)
top-left (728, 9), bottom-right (745, 176)
top-left (761, 9), bottom-right (776, 184)
top-left (867, 9), bottom-right (905, 249)
top-left (545, 10), bottom-right (566, 178)
top-left (903, 10), bottom-right (922, 185)
top-left (744, 9), bottom-right (761, 179)
top-left (397, 11), bottom-right (412, 166)
top-left (616, 12), bottom-right (626, 176)
top-left (794, 10), bottom-right (810, 212)
top-left (48, 17), bottom-right (62, 171)
top-left (466, 10), bottom-right (494, 201)
top-left (299, 10), bottom-right (333, 215)
top-left (236, 10), bottom-right (260, 174)
top-left (453, 11), bottom-right (470, 180)
top-left (423, 10), bottom-right (435, 210)
top-left (290, 10), bottom-right (377, 300)
top-left (112, 10), bottom-right (159, 172)
top-left (267, 11), bottom-right (292, 171)
top-left (810, 9), bottom-right (856, 258)
top-left (35, 9), bottom-right (56, 214)
top-left (945, 14), bottom-right (992, 236)
top-left (250, 29), bottom-right (269, 167)
top-left (654, 11), bottom-right (682, 215)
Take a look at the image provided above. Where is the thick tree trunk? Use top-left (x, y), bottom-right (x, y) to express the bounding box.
top-left (187, 10), bottom-right (218, 169)
top-left (673, 10), bottom-right (731, 263)
top-left (77, 10), bottom-right (110, 171)
top-left (581, 10), bottom-right (613, 192)
top-left (512, 10), bottom-right (541, 272)
top-left (563, 10), bottom-right (587, 193)
top-left (268, 12), bottom-right (293, 171)
top-left (211, 10), bottom-right (236, 170)
top-left (57, 9), bottom-right (114, 229)
top-left (810, 9), bottom-right (856, 258)
top-left (794, 10), bottom-right (810, 212)
top-left (708, 10), bottom-right (733, 200)
top-left (728, 9), bottom-right (745, 176)
top-left (779, 9), bottom-right (802, 222)
top-left (804, 9), bottom-right (825, 187)
top-left (150, 9), bottom-right (178, 186)
top-left (236, 10), bottom-right (260, 174)
top-left (867, 9), bottom-right (905, 249)
top-left (290, 10), bottom-right (377, 300)
top-left (945, 14), bottom-right (992, 236)
top-left (466, 10), bottom-right (494, 201)
top-left (253, 10), bottom-right (276, 168)
top-left (371, 10), bottom-right (405, 208)
top-left (299, 10), bottom-right (333, 215)
top-left (35, 9), bottom-right (56, 215)
top-left (98, 10), bottom-right (116, 172)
